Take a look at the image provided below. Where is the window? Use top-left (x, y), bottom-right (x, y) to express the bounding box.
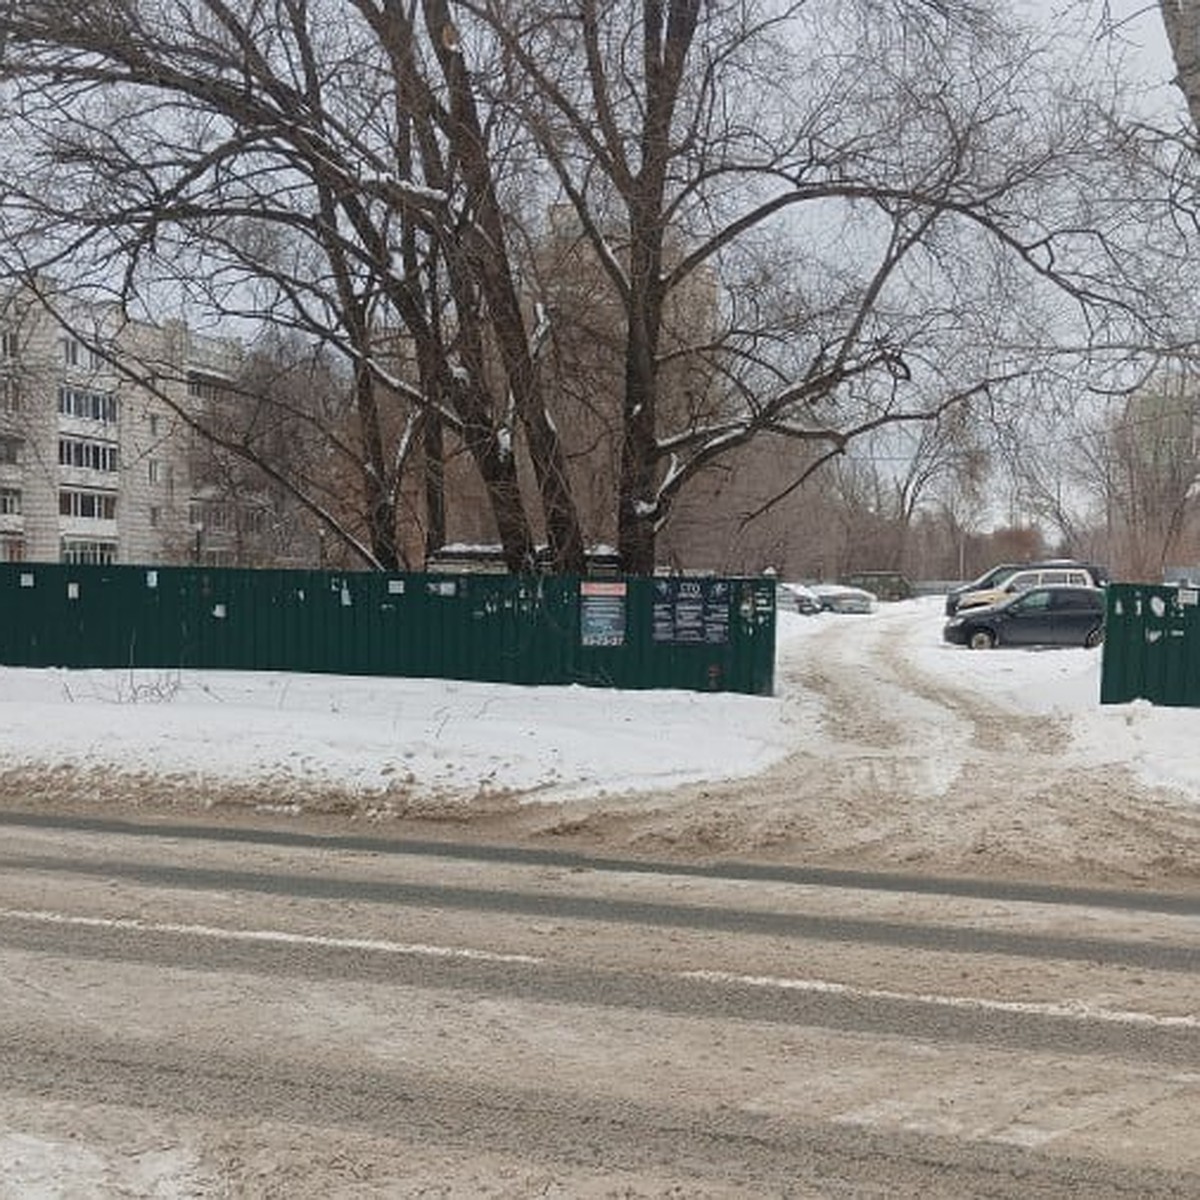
top-left (188, 500), bottom-right (265, 537)
top-left (148, 413), bottom-right (160, 436)
top-left (59, 489), bottom-right (117, 520)
top-left (1054, 590), bottom-right (1101, 612)
top-left (58, 385), bottom-right (118, 423)
top-left (0, 534), bottom-right (23, 562)
top-left (61, 539), bottom-right (116, 565)
top-left (148, 459), bottom-right (171, 485)
top-left (0, 434), bottom-right (21, 465)
top-left (0, 487), bottom-right (20, 515)
top-left (201, 502), bottom-right (234, 532)
top-left (1014, 590), bottom-right (1052, 612)
top-left (149, 506), bottom-right (160, 527)
top-left (0, 378), bottom-right (19, 413)
top-left (0, 331), bottom-right (17, 360)
top-left (187, 373), bottom-right (225, 403)
top-left (61, 337), bottom-right (103, 370)
top-left (59, 437), bottom-right (118, 472)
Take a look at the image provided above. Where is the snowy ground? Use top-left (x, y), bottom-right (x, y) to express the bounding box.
top-left (1, 595), bottom-right (1199, 885)
top-left (0, 638), bottom-right (792, 807)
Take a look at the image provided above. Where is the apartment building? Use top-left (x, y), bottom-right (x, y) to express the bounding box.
top-left (0, 285), bottom-right (282, 567)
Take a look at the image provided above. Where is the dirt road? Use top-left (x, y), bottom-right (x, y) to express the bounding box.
top-left (477, 601), bottom-right (1200, 890)
top-left (0, 816), bottom-right (1198, 1197)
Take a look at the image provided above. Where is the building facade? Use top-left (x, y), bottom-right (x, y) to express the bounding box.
top-left (0, 285), bottom-right (288, 568)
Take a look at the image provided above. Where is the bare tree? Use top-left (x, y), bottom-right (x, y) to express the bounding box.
top-left (1011, 359), bottom-right (1200, 581)
top-left (1099, 370), bottom-right (1200, 578)
top-left (0, 0), bottom-right (585, 571)
top-left (0, 1), bottom-right (1186, 575)
top-left (842, 410), bottom-right (992, 574)
top-left (473, 0), bottom-right (1187, 571)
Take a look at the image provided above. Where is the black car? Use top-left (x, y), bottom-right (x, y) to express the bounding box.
top-left (942, 585), bottom-right (1106, 649)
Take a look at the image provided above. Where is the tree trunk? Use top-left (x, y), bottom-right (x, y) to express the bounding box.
top-left (618, 312), bottom-right (661, 576)
top-left (422, 407), bottom-right (446, 560)
top-left (1160, 0), bottom-right (1200, 130)
top-left (614, 0), bottom-right (701, 576)
top-left (351, 364), bottom-right (401, 571)
top-left (425, 0), bottom-right (585, 575)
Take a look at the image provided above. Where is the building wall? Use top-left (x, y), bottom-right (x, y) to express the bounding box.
top-left (0, 286), bottom-right (238, 566)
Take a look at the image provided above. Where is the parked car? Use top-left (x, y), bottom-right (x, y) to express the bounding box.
top-left (942, 585), bottom-right (1106, 649)
top-left (944, 559), bottom-right (1109, 616)
top-left (953, 565), bottom-right (1101, 613)
top-left (775, 582), bottom-right (823, 615)
top-left (839, 571), bottom-right (913, 601)
top-left (811, 583), bottom-right (876, 614)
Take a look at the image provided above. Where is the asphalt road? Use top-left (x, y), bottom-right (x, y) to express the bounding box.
top-left (0, 809), bottom-right (1197, 1197)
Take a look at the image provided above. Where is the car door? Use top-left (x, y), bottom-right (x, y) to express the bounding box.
top-left (1049, 589), bottom-right (1103, 645)
top-left (998, 588), bottom-right (1055, 645)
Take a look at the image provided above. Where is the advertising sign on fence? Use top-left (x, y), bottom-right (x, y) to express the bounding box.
top-left (651, 578), bottom-right (731, 645)
top-left (580, 580), bottom-right (627, 647)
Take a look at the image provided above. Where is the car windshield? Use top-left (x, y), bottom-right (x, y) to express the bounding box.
top-left (966, 565), bottom-right (1020, 590)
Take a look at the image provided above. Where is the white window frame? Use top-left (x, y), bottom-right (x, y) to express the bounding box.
top-left (59, 489), bottom-right (117, 520)
top-left (59, 436), bottom-right (119, 473)
top-left (58, 385), bottom-right (118, 424)
top-left (61, 538), bottom-right (116, 565)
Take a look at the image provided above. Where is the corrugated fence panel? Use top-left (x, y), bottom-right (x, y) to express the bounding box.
top-left (0, 563), bottom-right (776, 695)
top-left (1100, 582), bottom-right (1200, 706)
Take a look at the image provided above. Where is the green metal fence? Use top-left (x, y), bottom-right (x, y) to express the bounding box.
top-left (1101, 582), bottom-right (1200, 706)
top-left (0, 563), bottom-right (776, 695)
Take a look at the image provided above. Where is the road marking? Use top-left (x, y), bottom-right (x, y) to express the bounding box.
top-left (4, 906), bottom-right (1193, 1030)
top-left (0, 907), bottom-right (543, 965)
top-left (682, 969), bottom-right (1200, 1029)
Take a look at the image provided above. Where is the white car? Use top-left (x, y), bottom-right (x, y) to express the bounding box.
top-left (811, 583), bottom-right (876, 614)
top-left (775, 582), bottom-right (823, 615)
top-left (954, 566), bottom-right (1098, 613)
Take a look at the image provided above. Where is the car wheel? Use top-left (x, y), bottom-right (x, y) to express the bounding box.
top-left (968, 629), bottom-right (995, 650)
top-left (1084, 626), bottom-right (1104, 648)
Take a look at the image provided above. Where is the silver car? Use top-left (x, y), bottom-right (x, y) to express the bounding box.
top-left (811, 583), bottom-right (876, 614)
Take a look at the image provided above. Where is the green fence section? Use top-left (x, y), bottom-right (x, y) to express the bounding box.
top-left (1101, 582), bottom-right (1200, 706)
top-left (0, 564), bottom-right (776, 695)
